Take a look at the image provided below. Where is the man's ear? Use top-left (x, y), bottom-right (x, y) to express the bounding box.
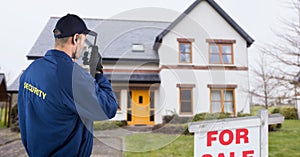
top-left (72, 34), bottom-right (79, 44)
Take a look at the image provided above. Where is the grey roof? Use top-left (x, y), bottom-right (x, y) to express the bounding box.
top-left (27, 18), bottom-right (170, 62)
top-left (7, 72), bottom-right (21, 93)
top-left (104, 73), bottom-right (160, 83)
top-left (0, 73), bottom-right (8, 101)
top-left (154, 0), bottom-right (254, 49)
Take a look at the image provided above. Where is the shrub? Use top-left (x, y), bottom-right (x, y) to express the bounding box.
top-left (271, 107), bottom-right (281, 114)
top-left (280, 107), bottom-right (298, 120)
top-left (269, 124), bottom-right (282, 131)
top-left (192, 113), bottom-right (208, 121)
top-left (192, 112), bottom-right (232, 122)
top-left (94, 120), bottom-right (127, 130)
top-left (163, 115), bottom-right (174, 124)
top-left (269, 106), bottom-right (298, 120)
top-left (237, 112), bottom-right (252, 117)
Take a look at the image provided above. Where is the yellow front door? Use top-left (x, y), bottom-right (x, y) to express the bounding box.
top-left (128, 90), bottom-right (153, 125)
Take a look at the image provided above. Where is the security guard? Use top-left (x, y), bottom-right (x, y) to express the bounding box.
top-left (18, 14), bottom-right (118, 156)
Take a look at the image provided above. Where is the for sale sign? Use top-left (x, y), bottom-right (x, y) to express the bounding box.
top-left (196, 127), bottom-right (259, 157)
top-left (188, 110), bottom-right (278, 157)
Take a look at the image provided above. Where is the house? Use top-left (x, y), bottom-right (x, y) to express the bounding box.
top-left (0, 73), bottom-right (20, 128)
top-left (20, 0), bottom-right (254, 125)
top-left (0, 73), bottom-right (9, 126)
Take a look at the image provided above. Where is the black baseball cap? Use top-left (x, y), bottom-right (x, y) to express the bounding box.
top-left (53, 14), bottom-right (91, 38)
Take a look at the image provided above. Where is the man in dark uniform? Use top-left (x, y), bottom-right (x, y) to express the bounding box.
top-left (18, 14), bottom-right (118, 156)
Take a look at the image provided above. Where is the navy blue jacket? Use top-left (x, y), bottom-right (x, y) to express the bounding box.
top-left (18, 49), bottom-right (118, 157)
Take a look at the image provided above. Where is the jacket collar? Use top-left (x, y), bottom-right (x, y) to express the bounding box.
top-left (45, 49), bottom-right (73, 62)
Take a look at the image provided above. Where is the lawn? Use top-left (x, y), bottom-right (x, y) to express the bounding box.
top-left (125, 133), bottom-right (193, 157)
top-left (125, 120), bottom-right (300, 157)
top-left (269, 120), bottom-right (300, 157)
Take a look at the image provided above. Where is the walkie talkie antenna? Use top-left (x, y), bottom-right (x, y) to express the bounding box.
top-left (88, 30), bottom-right (98, 46)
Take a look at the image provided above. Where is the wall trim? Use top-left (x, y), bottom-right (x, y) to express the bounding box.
top-left (176, 84), bottom-right (196, 88)
top-left (160, 65), bottom-right (248, 71)
top-left (206, 39), bottom-right (236, 44)
top-left (207, 84), bottom-right (238, 89)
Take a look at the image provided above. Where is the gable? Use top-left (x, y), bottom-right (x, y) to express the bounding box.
top-left (154, 0), bottom-right (254, 50)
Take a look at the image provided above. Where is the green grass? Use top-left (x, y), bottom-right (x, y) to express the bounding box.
top-left (0, 121), bottom-right (5, 129)
top-left (125, 133), bottom-right (193, 157)
top-left (0, 108), bottom-right (6, 129)
top-left (124, 120), bottom-right (300, 157)
top-left (269, 120), bottom-right (300, 157)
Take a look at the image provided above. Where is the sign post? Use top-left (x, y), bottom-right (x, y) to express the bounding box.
top-left (188, 110), bottom-right (283, 157)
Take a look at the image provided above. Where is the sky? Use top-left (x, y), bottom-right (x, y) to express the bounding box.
top-left (0, 0), bottom-right (296, 84)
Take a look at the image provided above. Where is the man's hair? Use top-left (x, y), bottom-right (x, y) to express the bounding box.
top-left (55, 37), bottom-right (70, 47)
top-left (54, 29), bottom-right (71, 47)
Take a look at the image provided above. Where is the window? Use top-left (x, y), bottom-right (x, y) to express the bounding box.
top-left (178, 85), bottom-right (194, 115)
top-left (132, 44), bottom-right (144, 52)
top-left (150, 91), bottom-right (155, 122)
top-left (127, 91), bottom-right (132, 121)
top-left (179, 43), bottom-right (192, 63)
top-left (210, 88), bottom-right (235, 114)
top-left (114, 90), bottom-right (121, 111)
top-left (207, 39), bottom-right (235, 64)
top-left (178, 38), bottom-right (194, 63)
top-left (139, 96), bottom-right (143, 104)
top-left (180, 88), bottom-right (193, 114)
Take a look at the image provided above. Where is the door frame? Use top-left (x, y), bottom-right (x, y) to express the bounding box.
top-left (127, 89), bottom-right (155, 126)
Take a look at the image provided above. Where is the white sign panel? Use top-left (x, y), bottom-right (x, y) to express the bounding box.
top-left (188, 110), bottom-right (275, 157)
top-left (195, 127), bottom-right (260, 157)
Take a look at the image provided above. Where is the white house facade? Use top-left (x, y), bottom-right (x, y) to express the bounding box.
top-left (155, 0), bottom-right (253, 124)
top-left (24, 0), bottom-right (254, 125)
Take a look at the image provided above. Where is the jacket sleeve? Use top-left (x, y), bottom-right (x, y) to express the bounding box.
top-left (94, 73), bottom-right (118, 119)
top-left (70, 64), bottom-right (118, 120)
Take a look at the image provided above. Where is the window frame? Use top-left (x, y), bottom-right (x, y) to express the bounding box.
top-left (113, 89), bottom-right (122, 112)
top-left (209, 88), bottom-right (236, 115)
top-left (149, 90), bottom-right (155, 122)
top-left (127, 91), bottom-right (132, 122)
top-left (177, 84), bottom-right (194, 115)
top-left (177, 38), bottom-right (194, 64)
top-left (207, 39), bottom-right (235, 64)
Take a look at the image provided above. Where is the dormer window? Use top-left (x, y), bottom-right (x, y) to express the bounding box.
top-left (207, 39), bottom-right (235, 64)
top-left (178, 38), bottom-right (194, 63)
top-left (132, 44), bottom-right (145, 52)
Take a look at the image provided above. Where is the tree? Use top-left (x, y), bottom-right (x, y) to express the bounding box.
top-left (250, 53), bottom-right (282, 109)
top-left (259, 0), bottom-right (300, 102)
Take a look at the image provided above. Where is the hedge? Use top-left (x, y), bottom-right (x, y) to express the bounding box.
top-left (271, 106), bottom-right (298, 120)
top-left (192, 112), bottom-right (232, 122)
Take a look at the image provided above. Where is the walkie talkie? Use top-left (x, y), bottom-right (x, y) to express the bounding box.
top-left (82, 31), bottom-right (102, 78)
